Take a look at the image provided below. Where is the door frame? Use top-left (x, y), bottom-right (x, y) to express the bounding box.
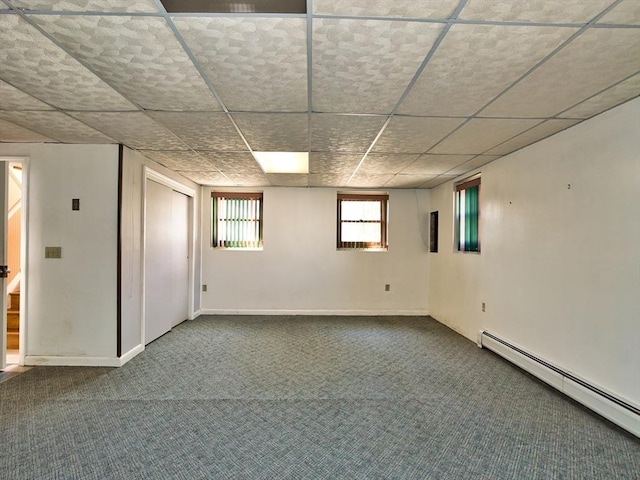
top-left (141, 167), bottom-right (195, 346)
top-left (0, 156), bottom-right (29, 370)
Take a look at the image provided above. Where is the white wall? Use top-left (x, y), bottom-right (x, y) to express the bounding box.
top-left (201, 187), bottom-right (430, 314)
top-left (0, 143), bottom-right (119, 361)
top-left (428, 98), bottom-right (640, 405)
top-left (120, 147), bottom-right (200, 355)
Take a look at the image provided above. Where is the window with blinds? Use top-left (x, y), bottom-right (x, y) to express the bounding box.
top-left (212, 192), bottom-right (263, 249)
top-left (337, 193), bottom-right (388, 250)
top-left (455, 177), bottom-right (480, 252)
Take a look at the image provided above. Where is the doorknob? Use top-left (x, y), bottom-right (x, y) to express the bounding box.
top-left (0, 266), bottom-right (10, 278)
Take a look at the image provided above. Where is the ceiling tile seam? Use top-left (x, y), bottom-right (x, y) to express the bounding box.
top-left (13, 9), bottom-right (151, 114)
top-left (151, 0), bottom-right (267, 180)
top-left (6, 10), bottom-right (164, 17)
top-left (468, 0), bottom-right (628, 118)
top-left (422, 2), bottom-right (626, 156)
top-left (347, 0), bottom-right (468, 185)
top-left (553, 71), bottom-right (640, 119)
top-left (0, 78), bottom-right (64, 113)
top-left (0, 112), bottom-right (115, 144)
top-left (306, 0), bottom-right (314, 163)
top-left (346, 0), bottom-right (470, 186)
top-left (476, 119), bottom-right (551, 155)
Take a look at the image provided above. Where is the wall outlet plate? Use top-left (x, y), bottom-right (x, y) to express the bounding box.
top-left (45, 246), bottom-right (62, 259)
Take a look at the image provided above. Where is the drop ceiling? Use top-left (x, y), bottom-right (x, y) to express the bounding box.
top-left (0, 0), bottom-right (638, 188)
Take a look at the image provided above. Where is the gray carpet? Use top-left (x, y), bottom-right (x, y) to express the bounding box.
top-left (1, 316), bottom-right (638, 479)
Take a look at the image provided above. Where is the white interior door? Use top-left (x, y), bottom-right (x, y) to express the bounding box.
top-left (0, 163), bottom-right (8, 370)
top-left (144, 179), bottom-right (173, 344)
top-left (144, 180), bottom-right (191, 344)
top-left (171, 191), bottom-right (189, 327)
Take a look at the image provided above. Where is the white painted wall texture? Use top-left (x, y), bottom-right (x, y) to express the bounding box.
top-left (201, 188), bottom-right (430, 314)
top-left (120, 148), bottom-right (200, 355)
top-left (0, 143), bottom-right (119, 360)
top-left (428, 98), bottom-right (640, 405)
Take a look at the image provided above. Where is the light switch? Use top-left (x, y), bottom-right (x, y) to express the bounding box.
top-left (72, 198), bottom-right (80, 210)
top-left (45, 246), bottom-right (62, 259)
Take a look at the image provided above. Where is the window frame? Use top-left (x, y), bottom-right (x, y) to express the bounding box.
top-left (454, 177), bottom-right (481, 253)
top-left (337, 193), bottom-right (389, 251)
top-left (211, 191), bottom-right (263, 250)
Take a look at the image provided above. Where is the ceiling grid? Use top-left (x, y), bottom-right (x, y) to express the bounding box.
top-left (0, 0), bottom-right (638, 188)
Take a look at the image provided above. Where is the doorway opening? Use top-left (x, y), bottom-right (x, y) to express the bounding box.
top-left (1, 157), bottom-right (28, 371)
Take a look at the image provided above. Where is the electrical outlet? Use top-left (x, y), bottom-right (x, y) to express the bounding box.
top-left (482, 302), bottom-right (486, 312)
top-left (385, 284), bottom-right (390, 292)
top-left (202, 284), bottom-right (208, 292)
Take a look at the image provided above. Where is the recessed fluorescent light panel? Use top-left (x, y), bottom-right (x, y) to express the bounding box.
top-left (254, 152), bottom-right (309, 174)
top-left (160, 0), bottom-right (306, 13)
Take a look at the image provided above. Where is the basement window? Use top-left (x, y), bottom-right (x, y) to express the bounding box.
top-left (337, 193), bottom-right (388, 251)
top-left (212, 192), bottom-right (263, 250)
top-left (455, 177), bottom-right (480, 253)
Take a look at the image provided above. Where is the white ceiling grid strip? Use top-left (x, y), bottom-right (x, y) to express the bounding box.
top-left (0, 0), bottom-right (638, 189)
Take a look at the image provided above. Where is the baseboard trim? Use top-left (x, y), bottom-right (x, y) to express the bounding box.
top-left (190, 309), bottom-right (202, 320)
top-left (24, 355), bottom-right (122, 367)
top-left (119, 344), bottom-right (144, 366)
top-left (479, 330), bottom-right (640, 438)
top-left (199, 309), bottom-right (429, 316)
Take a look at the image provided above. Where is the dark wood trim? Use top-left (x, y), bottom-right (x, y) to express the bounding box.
top-left (211, 191), bottom-right (263, 200)
top-left (337, 193), bottom-right (389, 201)
top-left (455, 177), bottom-right (481, 191)
top-left (116, 144), bottom-right (123, 358)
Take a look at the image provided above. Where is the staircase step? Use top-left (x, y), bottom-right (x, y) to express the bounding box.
top-left (9, 290), bottom-right (20, 311)
top-left (7, 310), bottom-right (19, 331)
top-left (6, 331), bottom-right (19, 350)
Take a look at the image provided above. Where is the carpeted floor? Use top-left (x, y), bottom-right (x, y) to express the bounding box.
top-left (1, 315), bottom-right (639, 479)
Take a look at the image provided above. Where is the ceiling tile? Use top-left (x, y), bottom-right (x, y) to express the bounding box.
top-left (0, 79), bottom-right (55, 110)
top-left (197, 151), bottom-right (264, 176)
top-left (173, 17), bottom-right (307, 112)
top-left (148, 112), bottom-right (247, 151)
top-left (398, 24), bottom-right (576, 116)
top-left (267, 174), bottom-right (309, 187)
top-left (559, 75), bottom-right (640, 119)
top-left (422, 175), bottom-right (459, 189)
top-left (312, 19), bottom-right (443, 114)
top-left (485, 119), bottom-right (581, 155)
top-left (70, 112), bottom-right (186, 150)
top-left (357, 153), bottom-right (419, 175)
top-left (348, 173), bottom-right (395, 188)
top-left (309, 153), bottom-right (362, 175)
top-left (31, 15), bottom-right (220, 111)
top-left (401, 154), bottom-right (475, 175)
top-left (597, 0), bottom-right (640, 25)
top-left (0, 118), bottom-right (56, 142)
top-left (480, 28), bottom-right (640, 118)
top-left (459, 0), bottom-right (613, 23)
top-left (311, 114), bottom-right (386, 152)
top-left (0, 111), bottom-right (115, 143)
top-left (176, 171), bottom-right (234, 186)
top-left (313, 0), bottom-right (459, 18)
top-left (9, 0), bottom-right (159, 12)
top-left (446, 155), bottom-right (500, 175)
top-left (385, 174), bottom-right (436, 188)
top-left (430, 118), bottom-right (541, 154)
top-left (223, 172), bottom-right (271, 187)
top-left (138, 150), bottom-right (217, 172)
top-left (0, 14), bottom-right (135, 111)
top-left (309, 173), bottom-right (353, 187)
top-left (232, 113), bottom-right (308, 151)
top-left (373, 116), bottom-right (466, 153)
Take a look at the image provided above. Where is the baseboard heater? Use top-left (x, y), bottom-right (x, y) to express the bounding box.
top-left (477, 330), bottom-right (640, 438)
